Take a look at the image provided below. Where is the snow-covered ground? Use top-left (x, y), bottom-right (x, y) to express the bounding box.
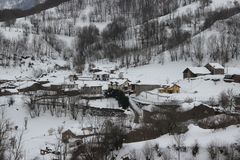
top-left (136, 75), bottom-right (240, 104)
top-left (116, 124), bottom-right (240, 160)
top-left (88, 98), bottom-right (119, 109)
top-left (120, 61), bottom-right (193, 84)
top-left (0, 94), bottom-right (132, 159)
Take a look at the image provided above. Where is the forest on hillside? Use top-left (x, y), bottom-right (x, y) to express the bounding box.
top-left (0, 0), bottom-right (240, 72)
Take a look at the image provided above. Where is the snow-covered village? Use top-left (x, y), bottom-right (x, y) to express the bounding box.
top-left (0, 0), bottom-right (240, 160)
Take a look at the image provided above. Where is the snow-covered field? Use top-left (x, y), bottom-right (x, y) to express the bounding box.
top-left (88, 98), bottom-right (119, 109)
top-left (136, 75), bottom-right (240, 104)
top-left (116, 124), bottom-right (240, 160)
top-left (0, 95), bottom-right (132, 159)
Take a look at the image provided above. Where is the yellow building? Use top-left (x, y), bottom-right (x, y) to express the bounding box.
top-left (159, 84), bottom-right (181, 94)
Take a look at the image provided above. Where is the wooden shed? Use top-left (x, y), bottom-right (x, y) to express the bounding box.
top-left (183, 67), bottom-right (211, 79)
top-left (224, 74), bottom-right (240, 83)
top-left (233, 74), bottom-right (240, 83)
top-left (205, 63), bottom-right (224, 75)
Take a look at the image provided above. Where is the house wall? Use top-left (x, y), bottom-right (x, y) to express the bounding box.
top-left (93, 74), bottom-right (109, 81)
top-left (214, 69), bottom-right (224, 74)
top-left (233, 75), bottom-right (240, 83)
top-left (133, 84), bottom-right (161, 95)
top-left (183, 70), bottom-right (196, 79)
top-left (159, 86), bottom-right (180, 94)
top-left (81, 86), bottom-right (102, 95)
top-left (171, 86), bottom-right (180, 93)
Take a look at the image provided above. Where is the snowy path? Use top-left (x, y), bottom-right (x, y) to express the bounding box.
top-left (129, 97), bottom-right (143, 123)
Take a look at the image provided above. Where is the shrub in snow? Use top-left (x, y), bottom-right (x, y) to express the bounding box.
top-left (198, 114), bottom-right (240, 129)
top-left (218, 146), bottom-right (228, 156)
top-left (105, 89), bottom-right (129, 109)
top-left (208, 97), bottom-right (217, 106)
top-left (208, 143), bottom-right (219, 160)
top-left (154, 144), bottom-right (162, 157)
top-left (142, 143), bottom-right (154, 160)
top-left (184, 97), bottom-right (194, 103)
top-left (192, 141), bottom-right (199, 157)
top-left (32, 157), bottom-right (41, 160)
top-left (33, 68), bottom-right (45, 78)
top-left (218, 89), bottom-right (236, 112)
top-left (48, 128), bottom-right (55, 136)
top-left (161, 152), bottom-right (171, 160)
top-left (8, 96), bottom-right (15, 107)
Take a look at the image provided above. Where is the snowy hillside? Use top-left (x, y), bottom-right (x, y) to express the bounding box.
top-left (0, 0), bottom-right (240, 160)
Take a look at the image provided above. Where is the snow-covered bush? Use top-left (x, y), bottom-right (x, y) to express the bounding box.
top-left (184, 97), bottom-right (194, 103)
top-left (218, 89), bottom-right (236, 111)
top-left (48, 128), bottom-right (56, 136)
top-left (32, 68), bottom-right (45, 78)
top-left (192, 141), bottom-right (199, 157)
top-left (8, 96), bottom-right (15, 107)
top-left (208, 143), bottom-right (219, 160)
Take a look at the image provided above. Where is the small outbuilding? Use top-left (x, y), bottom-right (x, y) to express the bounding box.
top-left (183, 67), bottom-right (211, 79)
top-left (233, 74), bottom-right (240, 83)
top-left (205, 63), bottom-right (224, 75)
top-left (224, 74), bottom-right (240, 83)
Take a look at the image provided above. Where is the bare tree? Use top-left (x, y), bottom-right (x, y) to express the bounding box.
top-left (218, 89), bottom-right (236, 111)
top-left (193, 35), bottom-right (204, 66)
top-left (173, 134), bottom-right (185, 160)
top-left (8, 130), bottom-right (24, 160)
top-left (24, 94), bottom-right (38, 118)
top-left (142, 143), bottom-right (154, 160)
top-left (0, 110), bottom-right (10, 160)
top-left (0, 110), bottom-right (23, 160)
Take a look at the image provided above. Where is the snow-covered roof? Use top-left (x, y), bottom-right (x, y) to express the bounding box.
top-left (109, 79), bottom-right (129, 85)
top-left (226, 67), bottom-right (240, 75)
top-left (15, 81), bottom-right (36, 90)
top-left (207, 63), bottom-right (224, 69)
top-left (142, 104), bottom-right (155, 112)
top-left (187, 67), bottom-right (211, 75)
top-left (77, 80), bottom-right (107, 89)
top-left (94, 71), bottom-right (109, 75)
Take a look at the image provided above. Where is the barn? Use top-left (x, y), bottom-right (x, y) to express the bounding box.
top-left (224, 74), bottom-right (240, 83)
top-left (205, 63), bottom-right (224, 75)
top-left (183, 67), bottom-right (211, 79)
top-left (233, 74), bottom-right (240, 83)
